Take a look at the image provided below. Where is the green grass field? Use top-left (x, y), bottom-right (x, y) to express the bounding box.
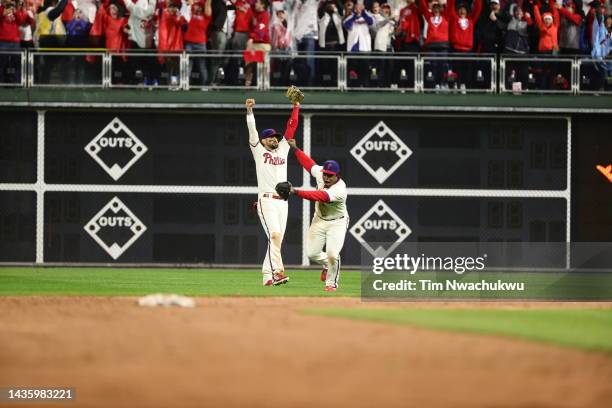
top-left (304, 308), bottom-right (612, 353)
top-left (2, 267), bottom-right (612, 353)
top-left (0, 267), bottom-right (361, 296)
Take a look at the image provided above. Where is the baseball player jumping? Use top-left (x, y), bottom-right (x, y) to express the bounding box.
top-left (277, 140), bottom-right (349, 292)
top-left (246, 88), bottom-right (302, 286)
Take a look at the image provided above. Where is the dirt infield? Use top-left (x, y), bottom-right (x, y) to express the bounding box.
top-left (1, 297), bottom-right (611, 408)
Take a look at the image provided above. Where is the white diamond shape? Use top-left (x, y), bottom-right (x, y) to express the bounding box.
top-left (350, 121), bottom-right (412, 184)
top-left (84, 197), bottom-right (147, 260)
top-left (85, 117), bottom-right (148, 181)
top-left (349, 199), bottom-right (412, 258)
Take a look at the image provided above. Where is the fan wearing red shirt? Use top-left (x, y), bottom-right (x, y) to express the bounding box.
top-left (89, 2), bottom-right (129, 83)
top-left (448, 0), bottom-right (482, 52)
top-left (158, 0), bottom-right (184, 52)
top-left (419, 0), bottom-right (450, 51)
top-left (158, 0), bottom-right (184, 86)
top-left (184, 0), bottom-right (212, 85)
top-left (0, 2), bottom-right (31, 45)
top-left (0, 1), bottom-right (32, 84)
top-left (99, 3), bottom-right (129, 52)
top-left (230, 0), bottom-right (253, 51)
top-left (533, 0), bottom-right (559, 53)
top-left (447, 0), bottom-right (482, 90)
top-left (396, 0), bottom-right (421, 52)
top-left (419, 0), bottom-right (451, 89)
top-left (244, 0), bottom-right (269, 86)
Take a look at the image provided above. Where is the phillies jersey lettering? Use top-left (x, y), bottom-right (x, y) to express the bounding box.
top-left (263, 153), bottom-right (286, 165)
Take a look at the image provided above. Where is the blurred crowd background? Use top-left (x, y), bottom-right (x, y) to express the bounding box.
top-left (0, 0), bottom-right (610, 89)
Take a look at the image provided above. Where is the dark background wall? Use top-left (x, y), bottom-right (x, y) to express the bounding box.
top-left (571, 116), bottom-right (612, 242)
top-left (0, 109), bottom-right (609, 265)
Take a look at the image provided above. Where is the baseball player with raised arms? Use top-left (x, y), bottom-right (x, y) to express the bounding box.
top-left (246, 95), bottom-right (300, 286)
top-left (278, 139), bottom-right (348, 292)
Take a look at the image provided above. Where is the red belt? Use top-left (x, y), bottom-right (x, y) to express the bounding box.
top-left (262, 193), bottom-right (283, 200)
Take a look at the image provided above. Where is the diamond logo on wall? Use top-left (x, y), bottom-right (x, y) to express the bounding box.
top-left (84, 197), bottom-right (147, 259)
top-left (349, 199), bottom-right (412, 258)
top-left (85, 117), bottom-right (147, 181)
top-left (350, 121), bottom-right (412, 184)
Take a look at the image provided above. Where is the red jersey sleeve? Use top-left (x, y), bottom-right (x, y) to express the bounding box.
top-left (294, 148), bottom-right (316, 173)
top-left (418, 0), bottom-right (431, 19)
top-left (558, 6), bottom-right (582, 26)
top-left (295, 190), bottom-right (331, 202)
top-left (284, 104), bottom-right (300, 140)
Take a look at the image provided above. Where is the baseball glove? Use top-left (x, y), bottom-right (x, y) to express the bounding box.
top-left (286, 85), bottom-right (304, 104)
top-left (275, 181), bottom-right (292, 200)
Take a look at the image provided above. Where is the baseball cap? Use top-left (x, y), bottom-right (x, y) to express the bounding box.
top-left (322, 160), bottom-right (341, 175)
top-left (490, 0), bottom-right (500, 3)
top-left (259, 128), bottom-right (282, 141)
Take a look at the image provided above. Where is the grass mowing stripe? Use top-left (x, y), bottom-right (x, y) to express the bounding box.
top-left (303, 308), bottom-right (612, 353)
top-left (0, 268), bottom-right (361, 297)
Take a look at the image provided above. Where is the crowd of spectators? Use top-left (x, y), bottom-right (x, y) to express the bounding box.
top-left (0, 0), bottom-right (610, 88)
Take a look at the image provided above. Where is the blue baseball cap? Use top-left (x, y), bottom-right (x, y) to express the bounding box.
top-left (260, 128), bottom-right (282, 141)
top-left (322, 160), bottom-right (340, 175)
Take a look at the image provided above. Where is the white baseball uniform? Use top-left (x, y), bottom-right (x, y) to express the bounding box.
top-left (306, 166), bottom-right (349, 289)
top-left (247, 113), bottom-right (290, 284)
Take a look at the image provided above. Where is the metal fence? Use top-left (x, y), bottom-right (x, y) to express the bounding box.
top-left (1, 49), bottom-right (611, 94)
top-left (0, 50), bottom-right (26, 87)
top-left (500, 57), bottom-right (575, 94)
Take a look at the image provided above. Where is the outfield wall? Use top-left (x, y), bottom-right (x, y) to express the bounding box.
top-left (0, 108), bottom-right (610, 267)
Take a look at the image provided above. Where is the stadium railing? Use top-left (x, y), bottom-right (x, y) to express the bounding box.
top-left (577, 58), bottom-right (612, 95)
top-left (1, 49), bottom-right (611, 95)
top-left (421, 54), bottom-right (496, 93)
top-left (0, 50), bottom-right (26, 88)
top-left (344, 54), bottom-right (418, 92)
top-left (29, 50), bottom-right (106, 88)
top-left (500, 56), bottom-right (575, 94)
top-left (267, 52), bottom-right (342, 90)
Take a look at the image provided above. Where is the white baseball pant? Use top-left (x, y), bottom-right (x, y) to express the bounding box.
top-left (257, 195), bottom-right (288, 284)
top-left (306, 215), bottom-right (348, 288)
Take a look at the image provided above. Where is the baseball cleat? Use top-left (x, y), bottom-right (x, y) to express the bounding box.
top-left (320, 267), bottom-right (328, 282)
top-left (264, 279), bottom-right (274, 286)
top-left (324, 286), bottom-right (337, 292)
top-left (272, 272), bottom-right (289, 285)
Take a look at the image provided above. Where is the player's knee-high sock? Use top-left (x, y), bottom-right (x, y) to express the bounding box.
top-left (261, 249), bottom-right (273, 283)
top-left (270, 235), bottom-right (284, 273)
top-left (325, 254), bottom-right (340, 288)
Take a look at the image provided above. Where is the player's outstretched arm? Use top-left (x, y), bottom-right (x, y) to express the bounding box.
top-left (276, 181), bottom-right (329, 202)
top-left (283, 103), bottom-right (300, 141)
top-left (292, 188), bottom-right (331, 202)
top-left (245, 99), bottom-right (258, 147)
top-left (287, 139), bottom-right (316, 172)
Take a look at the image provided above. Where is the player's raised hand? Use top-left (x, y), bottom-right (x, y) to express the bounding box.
top-left (287, 139), bottom-right (297, 149)
top-left (245, 99), bottom-right (255, 109)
